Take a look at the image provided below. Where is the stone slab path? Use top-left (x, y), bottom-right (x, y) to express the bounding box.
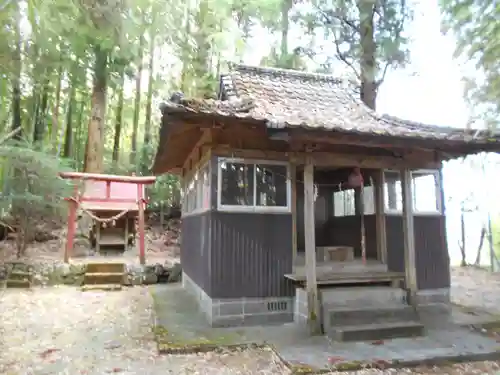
top-left (0, 286), bottom-right (289, 374)
top-left (152, 284), bottom-right (500, 372)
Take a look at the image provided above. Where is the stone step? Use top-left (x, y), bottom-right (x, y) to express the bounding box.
top-left (8, 271), bottom-right (33, 281)
top-left (329, 321), bottom-right (425, 342)
top-left (83, 272), bottom-right (125, 285)
top-left (86, 262), bottom-right (125, 274)
top-left (328, 304), bottom-right (418, 328)
top-left (6, 279), bottom-right (31, 288)
top-left (81, 284), bottom-right (123, 292)
top-left (320, 286), bottom-right (406, 307)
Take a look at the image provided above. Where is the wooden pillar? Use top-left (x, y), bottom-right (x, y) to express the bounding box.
top-left (401, 169), bottom-right (418, 305)
top-left (374, 170), bottom-right (387, 264)
top-left (137, 184), bottom-right (146, 265)
top-left (95, 221), bottom-right (101, 253)
top-left (291, 163), bottom-right (297, 270)
top-left (304, 157), bottom-right (320, 334)
top-left (124, 215), bottom-right (129, 252)
top-left (64, 184), bottom-right (79, 263)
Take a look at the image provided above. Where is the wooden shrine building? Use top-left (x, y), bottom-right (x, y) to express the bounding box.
top-left (152, 64), bottom-right (500, 335)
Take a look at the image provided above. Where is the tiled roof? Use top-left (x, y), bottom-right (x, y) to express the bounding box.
top-left (161, 64), bottom-right (500, 144)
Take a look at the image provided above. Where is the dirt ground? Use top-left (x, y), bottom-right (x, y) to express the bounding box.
top-left (2, 222), bottom-right (500, 374)
top-left (0, 223), bottom-right (181, 266)
top-left (0, 267), bottom-right (499, 374)
top-left (0, 286), bottom-right (289, 375)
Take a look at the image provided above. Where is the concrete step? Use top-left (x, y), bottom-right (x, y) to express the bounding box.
top-left (6, 279), bottom-right (31, 288)
top-left (83, 272), bottom-right (125, 285)
top-left (328, 304), bottom-right (419, 327)
top-left (86, 262), bottom-right (125, 274)
top-left (320, 286), bottom-right (406, 308)
top-left (329, 321), bottom-right (425, 342)
top-left (81, 284), bottom-right (123, 292)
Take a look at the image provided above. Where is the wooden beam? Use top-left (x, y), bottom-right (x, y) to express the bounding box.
top-left (374, 170), bottom-right (387, 264)
top-left (182, 129), bottom-right (213, 174)
top-left (212, 146), bottom-right (440, 170)
top-left (291, 161), bottom-right (298, 271)
top-left (401, 168), bottom-right (418, 305)
top-left (303, 156), bottom-right (321, 334)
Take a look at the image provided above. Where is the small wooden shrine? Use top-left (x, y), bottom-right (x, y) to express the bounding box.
top-left (152, 64), bottom-right (500, 334)
top-left (59, 172), bottom-right (156, 264)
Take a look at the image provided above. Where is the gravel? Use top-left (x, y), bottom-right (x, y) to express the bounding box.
top-left (1, 266), bottom-right (500, 375)
top-left (451, 266), bottom-right (500, 314)
top-left (0, 286), bottom-right (290, 374)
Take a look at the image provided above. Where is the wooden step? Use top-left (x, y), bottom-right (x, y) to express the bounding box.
top-left (6, 279), bottom-right (31, 288)
top-left (81, 284), bottom-right (123, 292)
top-left (98, 232), bottom-right (126, 246)
top-left (83, 272), bottom-right (125, 285)
top-left (329, 321), bottom-right (424, 342)
top-left (86, 262), bottom-right (125, 274)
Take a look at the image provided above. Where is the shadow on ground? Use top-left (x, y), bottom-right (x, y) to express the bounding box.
top-left (151, 284), bottom-right (500, 373)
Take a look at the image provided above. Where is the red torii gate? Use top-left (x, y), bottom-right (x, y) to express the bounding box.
top-left (59, 172), bottom-right (156, 265)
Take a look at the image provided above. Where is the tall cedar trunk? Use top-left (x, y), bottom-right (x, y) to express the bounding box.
top-left (11, 2), bottom-right (22, 140)
top-left (141, 33), bottom-right (156, 172)
top-left (63, 83), bottom-right (76, 158)
top-left (75, 98), bottom-right (86, 170)
top-left (180, 3), bottom-right (191, 92)
top-left (33, 77), bottom-right (49, 144)
top-left (357, 1), bottom-right (377, 110)
top-left (112, 68), bottom-right (125, 164)
top-left (130, 36), bottom-right (145, 167)
top-left (51, 52), bottom-right (64, 149)
top-left (194, 0), bottom-right (212, 97)
top-left (84, 45), bottom-right (107, 173)
top-left (280, 0), bottom-right (292, 62)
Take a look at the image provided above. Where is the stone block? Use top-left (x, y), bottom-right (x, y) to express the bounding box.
top-left (218, 301), bottom-right (244, 316)
top-left (415, 288), bottom-right (450, 305)
top-left (243, 312), bottom-right (293, 326)
top-left (212, 315), bottom-right (245, 328)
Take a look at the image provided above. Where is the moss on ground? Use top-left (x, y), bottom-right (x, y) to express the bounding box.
top-left (153, 324), bottom-right (250, 353)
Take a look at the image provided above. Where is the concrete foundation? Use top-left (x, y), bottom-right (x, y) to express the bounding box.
top-left (182, 272), bottom-right (294, 327)
top-left (294, 286), bottom-right (451, 331)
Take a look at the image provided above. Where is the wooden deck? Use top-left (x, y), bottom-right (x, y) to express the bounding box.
top-left (285, 258), bottom-right (405, 286)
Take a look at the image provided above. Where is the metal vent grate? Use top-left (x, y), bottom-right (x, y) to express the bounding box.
top-left (267, 301), bottom-right (288, 312)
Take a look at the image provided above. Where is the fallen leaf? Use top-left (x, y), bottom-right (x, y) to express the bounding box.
top-left (328, 356), bottom-right (344, 364)
top-left (371, 340), bottom-right (384, 346)
top-left (109, 368), bottom-right (123, 373)
top-left (39, 348), bottom-right (60, 359)
top-left (372, 359), bottom-right (391, 369)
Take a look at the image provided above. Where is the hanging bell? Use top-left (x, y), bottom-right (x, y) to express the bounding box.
top-left (102, 222), bottom-right (107, 229)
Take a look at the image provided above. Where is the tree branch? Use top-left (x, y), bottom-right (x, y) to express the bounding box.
top-left (376, 61), bottom-right (391, 87)
top-left (0, 0), bottom-right (12, 12)
top-left (316, 7), bottom-right (359, 32)
top-left (332, 29), bottom-right (360, 80)
top-left (0, 127), bottom-right (21, 145)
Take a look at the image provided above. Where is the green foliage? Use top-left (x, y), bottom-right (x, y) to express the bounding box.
top-left (295, 0), bottom-right (413, 85)
top-left (0, 139), bottom-right (74, 255)
top-left (440, 0), bottom-right (500, 128)
top-left (0, 0), bottom-right (414, 235)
